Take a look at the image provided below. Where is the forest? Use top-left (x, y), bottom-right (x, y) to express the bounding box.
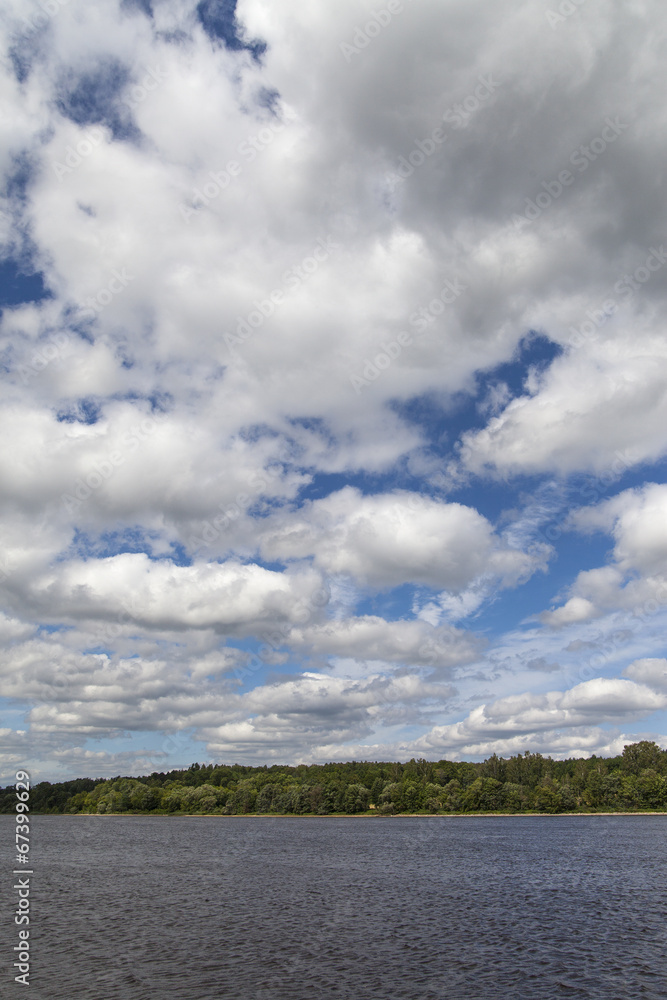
top-left (1, 741), bottom-right (666, 816)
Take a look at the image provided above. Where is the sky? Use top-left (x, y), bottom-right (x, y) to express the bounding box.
top-left (1, 0), bottom-right (667, 783)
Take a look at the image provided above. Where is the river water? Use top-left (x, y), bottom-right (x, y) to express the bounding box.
top-left (3, 814), bottom-right (667, 999)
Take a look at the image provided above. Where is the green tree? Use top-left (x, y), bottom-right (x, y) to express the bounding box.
top-left (402, 782), bottom-right (422, 812)
top-left (618, 774), bottom-right (640, 809)
top-left (256, 783), bottom-right (278, 812)
top-left (622, 741), bottom-right (666, 776)
top-left (65, 791), bottom-right (89, 813)
top-left (482, 754), bottom-right (506, 782)
top-left (129, 783), bottom-right (162, 811)
top-left (600, 772), bottom-right (622, 810)
top-left (534, 779), bottom-right (563, 813)
top-left (501, 782), bottom-right (527, 812)
top-left (162, 784), bottom-right (186, 812)
top-left (584, 769), bottom-right (605, 809)
top-left (504, 752), bottom-right (548, 788)
top-left (433, 763), bottom-right (459, 785)
top-left (322, 781), bottom-right (345, 813)
top-left (370, 777), bottom-right (385, 805)
top-left (423, 783), bottom-right (443, 813)
top-left (380, 782), bottom-right (403, 810)
top-left (181, 784), bottom-right (223, 812)
top-left (230, 778), bottom-right (258, 813)
top-left (462, 777), bottom-right (503, 812)
top-left (457, 763), bottom-right (479, 788)
top-left (558, 782), bottom-right (578, 812)
top-left (344, 783), bottom-right (370, 813)
top-left (306, 784), bottom-right (325, 813)
top-left (636, 770), bottom-right (667, 809)
top-left (443, 779), bottom-right (463, 812)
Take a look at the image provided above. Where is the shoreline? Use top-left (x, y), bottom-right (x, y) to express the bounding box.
top-left (43, 810), bottom-right (667, 818)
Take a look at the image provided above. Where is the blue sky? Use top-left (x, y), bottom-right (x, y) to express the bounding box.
top-left (1, 0), bottom-right (666, 782)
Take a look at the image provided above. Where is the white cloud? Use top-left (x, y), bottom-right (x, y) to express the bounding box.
top-left (0, 635), bottom-right (242, 733)
top-left (541, 483), bottom-right (667, 624)
top-left (17, 553), bottom-right (326, 633)
top-left (201, 669), bottom-right (454, 760)
top-left (402, 728), bottom-right (637, 763)
top-left (461, 331), bottom-right (667, 478)
top-left (257, 487), bottom-right (542, 590)
top-left (412, 677), bottom-right (667, 757)
top-left (286, 615), bottom-right (483, 668)
top-left (624, 658), bottom-right (667, 692)
top-left (540, 596), bottom-right (597, 628)
top-left (572, 482), bottom-right (667, 577)
top-left (5, 0), bottom-right (663, 471)
top-left (0, 611), bottom-right (34, 643)
top-left (1, 0), bottom-right (667, 773)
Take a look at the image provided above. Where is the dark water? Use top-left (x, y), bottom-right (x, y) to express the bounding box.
top-left (2, 814), bottom-right (667, 999)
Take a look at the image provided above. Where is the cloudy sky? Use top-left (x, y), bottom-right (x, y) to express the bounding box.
top-left (1, 0), bottom-right (667, 782)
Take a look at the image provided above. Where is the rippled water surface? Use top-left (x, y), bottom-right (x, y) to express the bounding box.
top-left (4, 814), bottom-right (667, 999)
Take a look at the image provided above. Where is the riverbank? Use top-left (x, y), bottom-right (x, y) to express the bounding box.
top-left (56, 809), bottom-right (667, 818)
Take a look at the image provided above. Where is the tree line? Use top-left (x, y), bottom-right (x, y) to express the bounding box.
top-left (2, 741), bottom-right (666, 816)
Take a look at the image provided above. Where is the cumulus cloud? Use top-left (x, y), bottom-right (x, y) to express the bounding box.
top-left (541, 483), bottom-right (667, 625)
top-left (0, 622), bottom-right (461, 765)
top-left (540, 597), bottom-right (597, 628)
top-left (624, 658), bottom-right (667, 692)
top-left (257, 487), bottom-right (542, 590)
top-left (13, 554), bottom-right (327, 634)
top-left (412, 677), bottom-right (667, 757)
top-left (571, 482), bottom-right (667, 577)
top-left (0, 635), bottom-right (244, 733)
top-left (201, 669), bottom-right (455, 760)
top-left (2, 0), bottom-right (667, 775)
top-left (286, 615), bottom-right (483, 669)
top-left (3, 0), bottom-right (665, 471)
top-left (461, 331), bottom-right (667, 478)
top-left (402, 728), bottom-right (635, 763)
